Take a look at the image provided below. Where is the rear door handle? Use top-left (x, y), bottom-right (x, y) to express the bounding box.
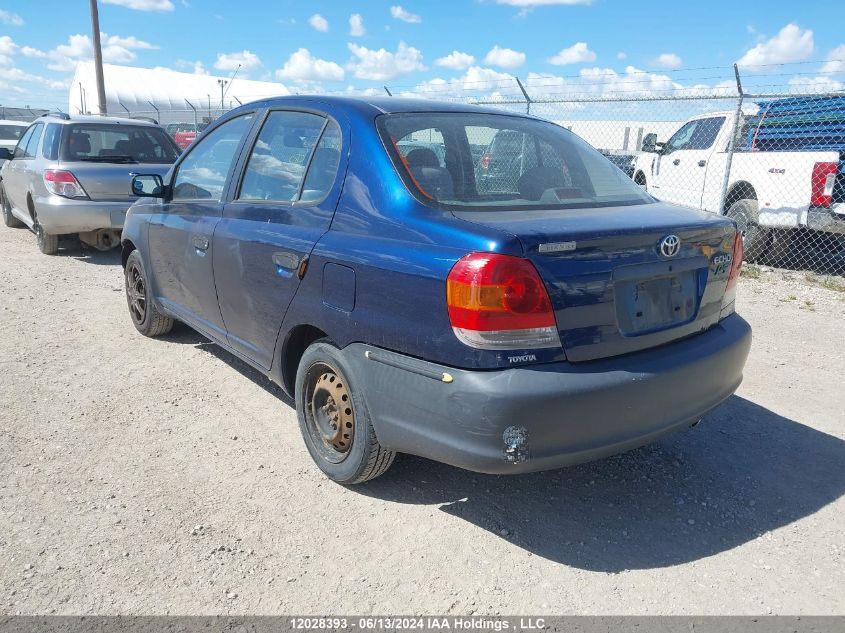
top-left (698, 160), bottom-right (706, 167)
top-left (672, 158), bottom-right (681, 166)
top-left (192, 235), bottom-right (209, 252)
top-left (272, 251), bottom-right (300, 277)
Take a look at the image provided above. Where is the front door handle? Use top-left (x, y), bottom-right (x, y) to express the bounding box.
top-left (272, 251), bottom-right (300, 278)
top-left (673, 158), bottom-right (681, 166)
top-left (698, 160), bottom-right (706, 167)
top-left (192, 235), bottom-right (209, 252)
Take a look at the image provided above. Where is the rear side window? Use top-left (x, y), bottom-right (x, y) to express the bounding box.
top-left (239, 110), bottom-right (334, 203)
top-left (60, 123), bottom-right (180, 164)
top-left (172, 113), bottom-right (254, 201)
top-left (379, 112), bottom-right (652, 211)
top-left (42, 124), bottom-right (61, 161)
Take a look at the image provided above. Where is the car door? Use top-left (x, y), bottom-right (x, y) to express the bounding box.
top-left (3, 123), bottom-right (40, 213)
top-left (653, 116), bottom-right (724, 209)
top-left (212, 108), bottom-right (346, 370)
top-left (147, 112), bottom-right (256, 339)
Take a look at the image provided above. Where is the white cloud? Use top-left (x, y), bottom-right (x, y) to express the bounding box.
top-left (434, 50), bottom-right (475, 70)
top-left (176, 59), bottom-right (209, 75)
top-left (347, 41), bottom-right (425, 80)
top-left (820, 44), bottom-right (845, 75)
top-left (308, 14), bottom-right (329, 32)
top-left (548, 42), bottom-right (595, 65)
top-left (214, 50), bottom-right (261, 73)
top-left (48, 33), bottom-right (158, 71)
top-left (484, 45), bottom-right (525, 69)
top-left (651, 53), bottom-right (682, 69)
top-left (495, 0), bottom-right (591, 5)
top-left (390, 5), bottom-right (421, 23)
top-left (413, 66), bottom-right (516, 100)
top-left (277, 48), bottom-right (344, 82)
top-left (737, 23), bottom-right (813, 68)
top-left (349, 13), bottom-right (366, 37)
top-left (101, 0), bottom-right (175, 11)
top-left (788, 75), bottom-right (844, 93)
top-left (616, 51), bottom-right (627, 60)
top-left (0, 9), bottom-right (24, 25)
top-left (0, 36), bottom-right (46, 60)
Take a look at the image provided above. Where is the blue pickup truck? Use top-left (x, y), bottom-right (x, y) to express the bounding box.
top-left (122, 96), bottom-right (751, 484)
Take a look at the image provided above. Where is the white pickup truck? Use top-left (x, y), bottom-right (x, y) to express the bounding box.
top-left (632, 108), bottom-right (845, 262)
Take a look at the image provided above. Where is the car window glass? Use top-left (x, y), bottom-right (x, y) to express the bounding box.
top-left (395, 128), bottom-right (446, 168)
top-left (42, 124), bottom-right (61, 160)
top-left (0, 125), bottom-right (26, 141)
top-left (686, 117), bottom-right (725, 150)
top-left (23, 123), bottom-right (43, 158)
top-left (665, 121), bottom-right (698, 152)
top-left (300, 120), bottom-right (342, 204)
top-left (468, 126), bottom-right (539, 195)
top-left (172, 113), bottom-right (254, 201)
top-left (61, 124), bottom-right (180, 164)
top-left (13, 126), bottom-right (35, 159)
top-left (239, 111), bottom-right (325, 202)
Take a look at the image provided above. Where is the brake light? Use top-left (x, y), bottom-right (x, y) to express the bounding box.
top-left (811, 161), bottom-right (838, 207)
top-left (446, 252), bottom-right (559, 350)
top-left (480, 152), bottom-right (492, 170)
top-left (43, 170), bottom-right (88, 199)
top-left (721, 231), bottom-right (744, 316)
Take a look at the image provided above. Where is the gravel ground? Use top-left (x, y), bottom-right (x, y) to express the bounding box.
top-left (1, 226), bottom-right (843, 616)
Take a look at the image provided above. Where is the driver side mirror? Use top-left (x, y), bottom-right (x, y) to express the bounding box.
top-left (131, 174), bottom-right (165, 198)
top-left (0, 148), bottom-right (13, 161)
top-left (654, 141), bottom-right (667, 154)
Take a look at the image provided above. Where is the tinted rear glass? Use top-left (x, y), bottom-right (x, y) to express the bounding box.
top-left (378, 112), bottom-right (652, 211)
top-left (60, 123), bottom-right (180, 164)
top-left (0, 125), bottom-right (25, 140)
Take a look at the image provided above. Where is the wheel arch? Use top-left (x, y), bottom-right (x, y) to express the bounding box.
top-left (278, 324), bottom-right (333, 398)
top-left (634, 170), bottom-right (647, 186)
top-left (121, 239), bottom-right (137, 269)
top-left (723, 181), bottom-right (757, 214)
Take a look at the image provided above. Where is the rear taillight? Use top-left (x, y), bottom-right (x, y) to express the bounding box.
top-left (480, 152), bottom-right (492, 170)
top-left (721, 231), bottom-right (744, 316)
top-left (810, 161), bottom-right (838, 208)
top-left (446, 252), bottom-right (559, 350)
top-left (43, 170), bottom-right (88, 199)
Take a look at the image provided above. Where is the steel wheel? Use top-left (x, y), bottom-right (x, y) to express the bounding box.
top-left (126, 261), bottom-right (148, 325)
top-left (303, 362), bottom-right (355, 463)
top-left (727, 199), bottom-right (769, 262)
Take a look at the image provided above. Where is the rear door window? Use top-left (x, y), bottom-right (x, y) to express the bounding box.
top-left (42, 124), bottom-right (61, 160)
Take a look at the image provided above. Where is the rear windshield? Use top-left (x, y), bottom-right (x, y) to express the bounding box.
top-left (0, 125), bottom-right (25, 140)
top-left (378, 112), bottom-right (653, 211)
top-left (60, 123), bottom-right (180, 164)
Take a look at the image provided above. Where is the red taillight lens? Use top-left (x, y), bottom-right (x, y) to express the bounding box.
top-left (810, 161), bottom-right (838, 207)
top-left (726, 231), bottom-right (744, 290)
top-left (480, 152), bottom-right (492, 170)
top-left (43, 169), bottom-right (88, 199)
top-left (446, 253), bottom-right (559, 350)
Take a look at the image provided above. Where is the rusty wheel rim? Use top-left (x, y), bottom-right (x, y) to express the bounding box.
top-left (306, 364), bottom-right (354, 461)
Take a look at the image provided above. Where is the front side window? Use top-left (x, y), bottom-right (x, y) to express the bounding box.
top-left (239, 110), bottom-right (328, 203)
top-left (13, 125), bottom-right (35, 159)
top-left (60, 123), bottom-right (180, 164)
top-left (172, 113), bottom-right (254, 201)
top-left (379, 112), bottom-right (652, 211)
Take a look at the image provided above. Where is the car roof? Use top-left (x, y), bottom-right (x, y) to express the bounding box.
top-left (241, 95), bottom-right (535, 119)
top-left (0, 119), bottom-right (29, 126)
top-left (42, 114), bottom-right (163, 126)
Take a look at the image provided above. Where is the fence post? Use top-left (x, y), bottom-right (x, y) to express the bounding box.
top-left (185, 99), bottom-right (198, 129)
top-left (514, 76), bottom-right (532, 114)
top-left (719, 64), bottom-right (744, 214)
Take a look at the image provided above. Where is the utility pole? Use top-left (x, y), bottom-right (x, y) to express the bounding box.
top-left (217, 79), bottom-right (228, 111)
top-left (89, 0), bottom-right (107, 115)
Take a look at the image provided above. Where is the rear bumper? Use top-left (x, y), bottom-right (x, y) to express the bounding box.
top-left (33, 195), bottom-right (131, 234)
top-left (807, 205), bottom-right (845, 235)
top-left (343, 314), bottom-right (752, 475)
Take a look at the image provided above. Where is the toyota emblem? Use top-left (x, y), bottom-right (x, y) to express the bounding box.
top-left (658, 234), bottom-right (681, 258)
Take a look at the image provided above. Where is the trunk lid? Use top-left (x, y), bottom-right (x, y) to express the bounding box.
top-left (63, 162), bottom-right (172, 202)
top-left (453, 202), bottom-right (737, 362)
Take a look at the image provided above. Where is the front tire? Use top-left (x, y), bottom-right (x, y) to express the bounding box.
top-left (34, 220), bottom-right (58, 255)
top-left (296, 341), bottom-right (396, 484)
top-left (0, 184), bottom-right (23, 228)
top-left (726, 198), bottom-right (769, 262)
top-left (124, 250), bottom-right (174, 337)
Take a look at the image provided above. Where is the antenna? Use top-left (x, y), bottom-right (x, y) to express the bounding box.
top-left (223, 64), bottom-right (241, 100)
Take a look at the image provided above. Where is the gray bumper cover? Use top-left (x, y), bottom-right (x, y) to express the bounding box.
top-left (342, 314), bottom-right (752, 475)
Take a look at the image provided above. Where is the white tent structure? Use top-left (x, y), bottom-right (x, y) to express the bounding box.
top-left (69, 62), bottom-right (290, 125)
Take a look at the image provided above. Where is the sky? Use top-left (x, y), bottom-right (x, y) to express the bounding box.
top-left (1, 0), bottom-right (844, 110)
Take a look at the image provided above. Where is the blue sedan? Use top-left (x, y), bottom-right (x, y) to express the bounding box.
top-left (122, 96), bottom-right (751, 484)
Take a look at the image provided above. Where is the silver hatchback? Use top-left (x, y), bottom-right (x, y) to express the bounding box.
top-left (0, 113), bottom-right (180, 254)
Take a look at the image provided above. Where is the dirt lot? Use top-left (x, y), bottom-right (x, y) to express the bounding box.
top-left (1, 225), bottom-right (843, 616)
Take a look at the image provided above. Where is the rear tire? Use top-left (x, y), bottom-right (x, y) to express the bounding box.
top-left (1, 184), bottom-right (23, 228)
top-left (726, 198), bottom-right (769, 262)
top-left (763, 229), bottom-right (794, 267)
top-left (124, 249), bottom-right (174, 337)
top-left (34, 220), bottom-right (58, 255)
top-left (296, 341), bottom-right (396, 484)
